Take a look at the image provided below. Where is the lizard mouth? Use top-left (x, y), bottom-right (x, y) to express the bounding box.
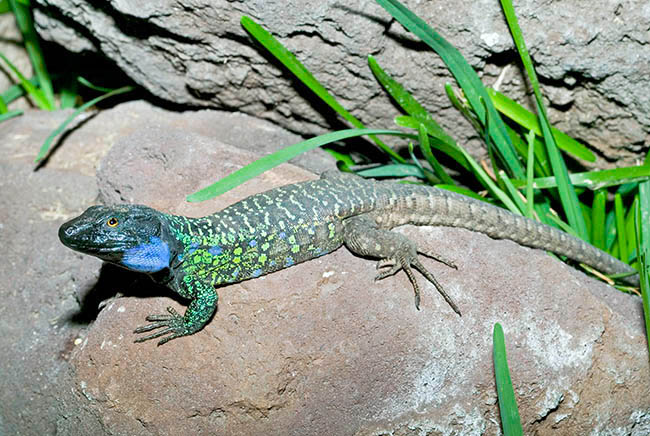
top-left (58, 222), bottom-right (129, 258)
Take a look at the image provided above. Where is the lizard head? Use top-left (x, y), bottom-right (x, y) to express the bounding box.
top-left (59, 204), bottom-right (172, 273)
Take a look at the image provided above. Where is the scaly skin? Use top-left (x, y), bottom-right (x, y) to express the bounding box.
top-left (58, 171), bottom-right (638, 345)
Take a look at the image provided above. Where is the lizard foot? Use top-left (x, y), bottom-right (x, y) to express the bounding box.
top-left (374, 248), bottom-right (461, 315)
top-left (133, 306), bottom-right (191, 346)
top-left (343, 214), bottom-right (461, 315)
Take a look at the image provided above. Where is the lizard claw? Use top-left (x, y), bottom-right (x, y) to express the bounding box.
top-left (133, 306), bottom-right (190, 345)
top-left (417, 249), bottom-right (457, 270)
top-left (375, 248), bottom-right (461, 316)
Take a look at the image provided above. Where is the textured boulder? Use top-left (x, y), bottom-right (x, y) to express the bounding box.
top-left (70, 122), bottom-right (650, 435)
top-left (0, 100), bottom-right (329, 435)
top-left (33, 0), bottom-right (650, 165)
top-left (1, 101), bottom-right (648, 435)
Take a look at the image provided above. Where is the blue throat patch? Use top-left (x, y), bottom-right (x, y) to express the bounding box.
top-left (122, 236), bottom-right (171, 273)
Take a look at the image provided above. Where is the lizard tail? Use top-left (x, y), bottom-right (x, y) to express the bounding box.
top-left (374, 183), bottom-right (639, 286)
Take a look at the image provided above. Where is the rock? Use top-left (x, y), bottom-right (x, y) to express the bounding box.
top-left (0, 160), bottom-right (104, 435)
top-left (1, 102), bottom-right (648, 435)
top-left (2, 100), bottom-right (334, 175)
top-left (0, 100), bottom-right (331, 435)
top-left (33, 0), bottom-right (650, 166)
top-left (74, 113), bottom-right (650, 433)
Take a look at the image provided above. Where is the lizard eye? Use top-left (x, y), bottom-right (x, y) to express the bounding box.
top-left (106, 217), bottom-right (119, 227)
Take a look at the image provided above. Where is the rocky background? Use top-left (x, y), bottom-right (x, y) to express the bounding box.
top-left (32, 0), bottom-right (650, 165)
top-left (1, 1), bottom-right (650, 435)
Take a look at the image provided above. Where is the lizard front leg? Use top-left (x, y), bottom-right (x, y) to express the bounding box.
top-left (343, 214), bottom-right (461, 315)
top-left (134, 274), bottom-right (219, 345)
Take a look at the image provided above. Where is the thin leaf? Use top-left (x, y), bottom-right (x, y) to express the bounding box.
top-left (355, 163), bottom-right (425, 178)
top-left (240, 16), bottom-right (403, 163)
top-left (394, 115), bottom-right (469, 170)
top-left (499, 171), bottom-right (526, 215)
top-left (187, 129), bottom-right (415, 202)
top-left (635, 182), bottom-right (650, 353)
top-left (0, 51), bottom-right (50, 109)
top-left (624, 197), bottom-right (639, 262)
top-left (488, 88), bottom-right (595, 162)
top-left (1, 74), bottom-right (38, 103)
top-left (457, 145), bottom-right (521, 215)
top-left (505, 122), bottom-right (551, 178)
top-left (77, 76), bottom-right (118, 93)
top-left (615, 193), bottom-right (628, 262)
top-left (525, 129), bottom-right (536, 219)
top-left (500, 0), bottom-right (588, 240)
top-left (0, 109), bottom-right (22, 121)
top-left (322, 147), bottom-right (356, 169)
top-left (418, 123), bottom-right (455, 185)
top-left (368, 55), bottom-right (468, 170)
top-left (511, 165), bottom-right (650, 190)
top-left (8, 0), bottom-right (55, 108)
top-left (35, 85), bottom-right (134, 163)
top-left (591, 191), bottom-right (607, 250)
top-left (59, 79), bottom-right (78, 109)
top-left (493, 323), bottom-right (524, 436)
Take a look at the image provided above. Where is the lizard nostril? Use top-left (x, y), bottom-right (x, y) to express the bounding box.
top-left (58, 223), bottom-right (76, 241)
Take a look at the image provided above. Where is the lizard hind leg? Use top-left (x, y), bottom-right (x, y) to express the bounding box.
top-left (342, 214), bottom-right (461, 315)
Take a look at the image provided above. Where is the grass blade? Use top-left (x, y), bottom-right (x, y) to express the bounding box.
top-left (187, 128), bottom-right (414, 202)
top-left (614, 193), bottom-right (628, 262)
top-left (77, 76), bottom-right (119, 93)
top-left (1, 75), bottom-right (38, 103)
top-left (493, 323), bottom-right (523, 436)
top-left (35, 85), bottom-right (134, 163)
top-left (500, 0), bottom-right (588, 240)
top-left (368, 55), bottom-right (469, 170)
top-left (0, 109), bottom-right (22, 121)
top-left (499, 171), bottom-right (526, 215)
top-left (525, 129), bottom-right (536, 219)
top-left (418, 124), bottom-right (455, 185)
top-left (636, 182), bottom-right (650, 353)
top-left (240, 16), bottom-right (403, 163)
top-left (375, 0), bottom-right (525, 179)
top-left (394, 115), bottom-right (469, 170)
top-left (591, 190), bottom-right (607, 250)
top-left (488, 88), bottom-right (595, 162)
top-left (511, 162), bottom-right (650, 190)
top-left (0, 50), bottom-right (50, 109)
top-left (355, 164), bottom-right (425, 178)
top-left (8, 0), bottom-right (55, 109)
top-left (457, 145), bottom-right (521, 214)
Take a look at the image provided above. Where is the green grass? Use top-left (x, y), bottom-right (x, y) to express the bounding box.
top-left (493, 323), bottom-right (523, 436)
top-left (0, 2), bottom-right (135, 163)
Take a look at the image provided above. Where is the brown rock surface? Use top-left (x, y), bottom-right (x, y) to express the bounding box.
top-left (1, 101), bottom-right (649, 435)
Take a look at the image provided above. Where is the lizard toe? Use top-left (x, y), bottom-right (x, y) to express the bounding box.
top-left (133, 306), bottom-right (191, 345)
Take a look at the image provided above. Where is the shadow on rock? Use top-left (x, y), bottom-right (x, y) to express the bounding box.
top-left (67, 263), bottom-right (185, 325)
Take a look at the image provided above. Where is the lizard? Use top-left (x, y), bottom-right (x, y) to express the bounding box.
top-left (58, 171), bottom-right (639, 345)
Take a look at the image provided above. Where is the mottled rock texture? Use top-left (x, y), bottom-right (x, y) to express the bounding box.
top-left (1, 101), bottom-right (649, 435)
top-left (33, 0), bottom-right (650, 165)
